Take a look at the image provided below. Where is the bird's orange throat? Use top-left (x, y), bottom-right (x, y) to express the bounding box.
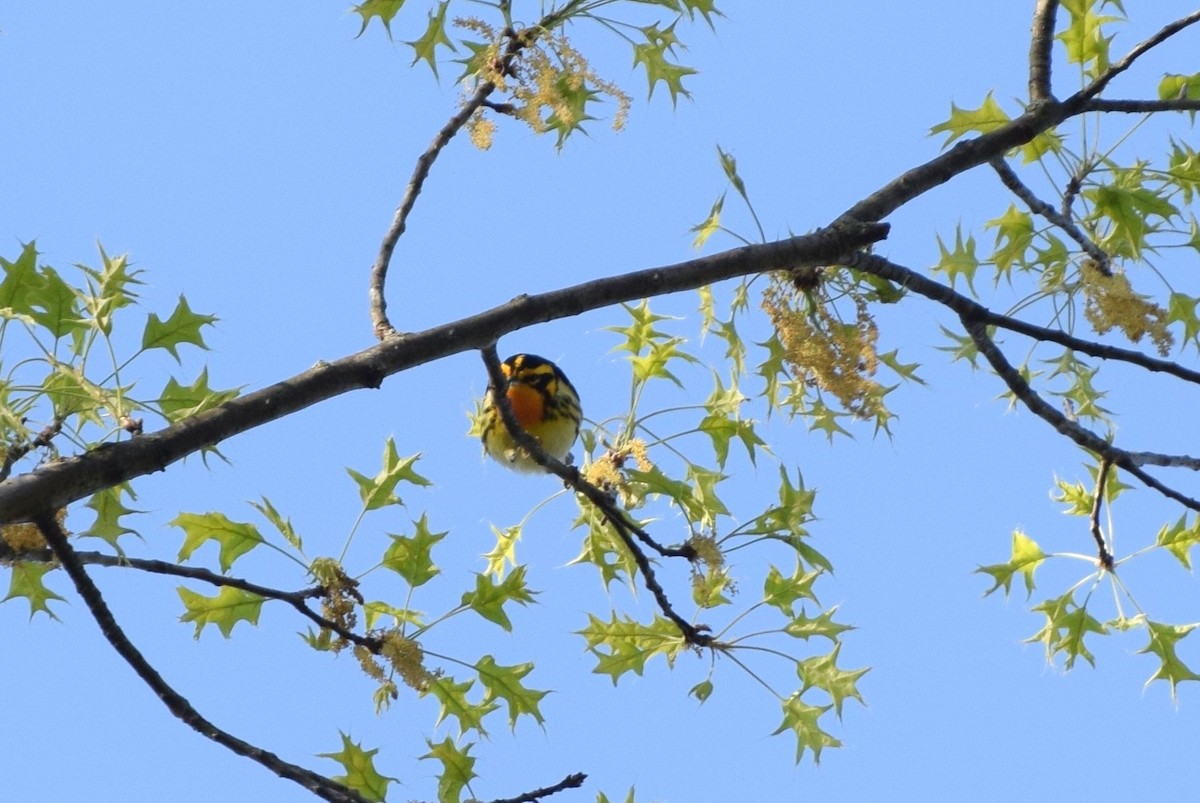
top-left (506, 384), bottom-right (545, 430)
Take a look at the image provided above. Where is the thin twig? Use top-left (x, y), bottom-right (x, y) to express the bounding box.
top-left (480, 346), bottom-right (712, 647)
top-left (485, 772), bottom-right (588, 803)
top-left (369, 79), bottom-right (500, 339)
top-left (369, 9), bottom-right (580, 339)
top-left (1028, 0), bottom-right (1060, 101)
top-left (958, 315), bottom-right (1200, 513)
top-left (0, 545), bottom-right (379, 651)
top-left (0, 418), bottom-right (62, 482)
top-left (30, 512), bottom-right (367, 803)
top-left (841, 251), bottom-right (1200, 387)
top-left (989, 157), bottom-right (1111, 274)
top-left (1089, 457), bottom-right (1116, 570)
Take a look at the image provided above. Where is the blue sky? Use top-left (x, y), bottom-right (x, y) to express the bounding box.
top-left (3, 3), bottom-right (1200, 801)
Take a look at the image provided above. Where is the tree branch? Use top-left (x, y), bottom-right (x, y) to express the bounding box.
top-left (841, 252), bottom-right (1200, 386)
top-left (369, 11), bottom-right (587, 339)
top-left (1083, 98), bottom-right (1200, 113)
top-left (1028, 0), bottom-right (1059, 101)
top-left (0, 545), bottom-right (380, 651)
top-left (485, 772), bottom-right (588, 803)
top-left (1090, 457), bottom-right (1115, 570)
top-left (989, 156), bottom-right (1111, 274)
top-left (480, 346), bottom-right (712, 647)
top-left (0, 221), bottom-right (888, 526)
top-left (958, 315), bottom-right (1200, 513)
top-left (30, 512), bottom-right (367, 803)
top-left (0, 417), bottom-right (62, 482)
top-left (370, 79), bottom-right (499, 339)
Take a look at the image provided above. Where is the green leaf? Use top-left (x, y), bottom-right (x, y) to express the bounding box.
top-left (796, 643), bottom-right (868, 718)
top-left (1085, 168), bottom-right (1179, 259)
top-left (1056, 0), bottom-right (1121, 75)
top-left (426, 676), bottom-right (497, 737)
top-left (249, 496), bottom-right (303, 553)
top-left (690, 193), bottom-right (725, 249)
top-left (1159, 71), bottom-right (1200, 120)
top-left (406, 0), bottom-right (455, 78)
top-left (1167, 141), bottom-right (1200, 204)
top-left (1156, 514), bottom-right (1200, 570)
top-left (482, 523), bottom-right (521, 580)
top-left (177, 585), bottom-right (263, 638)
top-left (1026, 590), bottom-right (1107, 669)
top-left (627, 465), bottom-right (703, 522)
top-left (352, 0), bottom-right (405, 38)
top-left (79, 245), bottom-right (142, 335)
top-left (346, 438), bottom-right (430, 511)
top-left (1159, 72), bottom-right (1200, 101)
top-left (363, 599), bottom-right (424, 630)
top-left (157, 368), bottom-right (240, 423)
top-left (475, 655), bottom-right (549, 729)
top-left (1168, 291), bottom-right (1200, 350)
top-left (929, 92), bottom-right (1010, 146)
top-left (772, 693), bottom-right (840, 764)
top-left (985, 205), bottom-right (1035, 278)
top-left (932, 226), bottom-right (980, 293)
top-left (784, 606), bottom-right (854, 642)
top-left (141, 295), bottom-right (216, 361)
top-left (691, 565), bottom-right (733, 608)
top-left (543, 73), bottom-right (601, 149)
top-left (577, 614), bottom-right (683, 684)
top-left (382, 513), bottom-right (445, 587)
top-left (597, 787), bottom-right (638, 803)
top-left (421, 737), bottom-right (477, 803)
top-left (632, 23), bottom-right (697, 106)
top-left (0, 242), bottom-right (46, 316)
top-left (976, 530), bottom-right (1045, 597)
top-left (80, 484), bottom-right (142, 550)
top-left (2, 561), bottom-right (65, 619)
top-left (319, 732), bottom-right (396, 803)
top-left (30, 266), bottom-right (85, 342)
top-left (461, 566), bottom-right (536, 631)
top-left (689, 679), bottom-right (714, 703)
top-left (171, 511), bottom-right (263, 573)
top-left (1020, 127), bottom-right (1064, 163)
top-left (763, 563), bottom-right (822, 616)
top-left (698, 375), bottom-right (764, 468)
top-left (1138, 620), bottom-right (1200, 701)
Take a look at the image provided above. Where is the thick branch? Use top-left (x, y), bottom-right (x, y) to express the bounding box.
top-left (31, 513), bottom-right (367, 803)
top-left (1028, 0), bottom-right (1059, 101)
top-left (0, 221), bottom-right (887, 526)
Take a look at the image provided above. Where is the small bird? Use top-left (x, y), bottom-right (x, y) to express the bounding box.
top-left (481, 353), bottom-right (582, 472)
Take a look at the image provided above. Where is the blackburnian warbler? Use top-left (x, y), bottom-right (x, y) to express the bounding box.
top-left (480, 353), bottom-right (582, 472)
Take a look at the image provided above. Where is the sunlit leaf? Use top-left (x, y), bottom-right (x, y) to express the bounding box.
top-left (319, 732), bottom-right (396, 803)
top-left (177, 585), bottom-right (263, 638)
top-left (172, 511), bottom-right (263, 573)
